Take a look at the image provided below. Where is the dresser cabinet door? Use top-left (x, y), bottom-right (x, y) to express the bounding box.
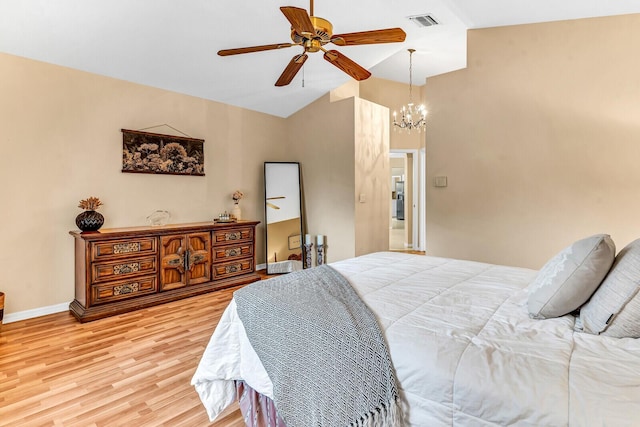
top-left (186, 232), bottom-right (211, 286)
top-left (159, 234), bottom-right (187, 291)
top-left (160, 232), bottom-right (212, 290)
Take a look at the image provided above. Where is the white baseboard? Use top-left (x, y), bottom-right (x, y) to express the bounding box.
top-left (2, 266), bottom-right (272, 324)
top-left (3, 302), bottom-right (70, 324)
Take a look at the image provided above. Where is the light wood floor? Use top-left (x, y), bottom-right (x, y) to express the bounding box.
top-left (1, 253), bottom-right (424, 427)
top-left (0, 286), bottom-right (245, 427)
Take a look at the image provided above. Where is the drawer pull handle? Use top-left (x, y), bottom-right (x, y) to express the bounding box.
top-left (113, 282), bottom-right (140, 295)
top-left (113, 262), bottom-right (140, 275)
top-left (225, 264), bottom-right (241, 273)
top-left (225, 248), bottom-right (240, 257)
top-left (225, 232), bottom-right (242, 241)
top-left (113, 242), bottom-right (140, 254)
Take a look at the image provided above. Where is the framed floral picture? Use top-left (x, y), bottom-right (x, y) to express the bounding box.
top-left (121, 129), bottom-right (205, 176)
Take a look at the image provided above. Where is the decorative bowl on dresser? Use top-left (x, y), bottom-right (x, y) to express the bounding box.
top-left (69, 220), bottom-right (260, 322)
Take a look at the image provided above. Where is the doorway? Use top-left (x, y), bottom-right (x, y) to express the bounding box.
top-left (389, 149), bottom-right (423, 251)
top-left (389, 153), bottom-right (406, 250)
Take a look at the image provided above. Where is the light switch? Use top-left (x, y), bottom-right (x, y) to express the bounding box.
top-left (434, 176), bottom-right (448, 187)
top-left (359, 194), bottom-right (366, 203)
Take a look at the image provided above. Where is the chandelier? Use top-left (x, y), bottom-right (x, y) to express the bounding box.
top-left (393, 49), bottom-right (427, 132)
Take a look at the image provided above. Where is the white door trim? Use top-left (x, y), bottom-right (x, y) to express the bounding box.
top-left (419, 148), bottom-right (426, 251)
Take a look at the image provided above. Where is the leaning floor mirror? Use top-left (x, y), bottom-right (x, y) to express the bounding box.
top-left (264, 162), bottom-right (303, 274)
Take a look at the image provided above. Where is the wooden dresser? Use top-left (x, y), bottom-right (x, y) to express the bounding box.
top-left (69, 220), bottom-right (260, 322)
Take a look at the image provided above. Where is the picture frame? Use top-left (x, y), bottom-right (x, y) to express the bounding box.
top-left (121, 129), bottom-right (205, 176)
top-left (288, 234), bottom-right (302, 250)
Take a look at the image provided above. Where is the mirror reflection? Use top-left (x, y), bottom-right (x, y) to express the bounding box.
top-left (264, 162), bottom-right (303, 274)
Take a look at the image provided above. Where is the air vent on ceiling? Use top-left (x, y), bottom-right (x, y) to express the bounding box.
top-left (408, 14), bottom-right (439, 28)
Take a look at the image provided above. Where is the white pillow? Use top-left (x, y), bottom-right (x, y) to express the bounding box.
top-left (527, 234), bottom-right (615, 319)
top-left (578, 238), bottom-right (640, 337)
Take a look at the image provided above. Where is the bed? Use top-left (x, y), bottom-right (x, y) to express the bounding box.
top-left (192, 249), bottom-right (640, 426)
top-left (267, 253), bottom-right (304, 274)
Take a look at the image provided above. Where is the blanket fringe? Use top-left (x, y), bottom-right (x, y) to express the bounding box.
top-left (354, 399), bottom-right (403, 427)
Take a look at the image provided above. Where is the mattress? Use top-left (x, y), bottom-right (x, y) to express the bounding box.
top-left (192, 252), bottom-right (640, 426)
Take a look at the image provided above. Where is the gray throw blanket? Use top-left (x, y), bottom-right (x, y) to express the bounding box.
top-left (234, 264), bottom-right (401, 427)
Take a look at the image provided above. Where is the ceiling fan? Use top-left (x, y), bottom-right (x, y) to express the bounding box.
top-left (218, 0), bottom-right (406, 86)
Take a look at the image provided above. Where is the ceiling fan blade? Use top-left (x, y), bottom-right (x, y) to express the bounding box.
top-left (323, 50), bottom-right (371, 81)
top-left (275, 53), bottom-right (308, 87)
top-left (331, 28), bottom-right (406, 46)
top-left (218, 43), bottom-right (295, 56)
top-left (280, 6), bottom-right (316, 36)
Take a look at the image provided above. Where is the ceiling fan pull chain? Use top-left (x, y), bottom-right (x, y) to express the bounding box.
top-left (302, 64), bottom-right (305, 88)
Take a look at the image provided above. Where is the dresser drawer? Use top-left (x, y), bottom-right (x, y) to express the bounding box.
top-left (91, 276), bottom-right (157, 305)
top-left (92, 237), bottom-right (157, 261)
top-left (212, 227), bottom-right (253, 246)
top-left (92, 256), bottom-right (157, 283)
top-left (212, 243), bottom-right (254, 262)
top-left (212, 258), bottom-right (254, 280)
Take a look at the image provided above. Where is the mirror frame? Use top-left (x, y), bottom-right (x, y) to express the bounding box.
top-left (264, 162), bottom-right (303, 275)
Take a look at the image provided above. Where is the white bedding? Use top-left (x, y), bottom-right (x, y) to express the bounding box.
top-left (267, 259), bottom-right (303, 274)
top-left (192, 252), bottom-right (640, 426)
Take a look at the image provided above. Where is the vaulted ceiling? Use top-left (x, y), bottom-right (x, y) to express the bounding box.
top-left (2, 1), bottom-right (640, 117)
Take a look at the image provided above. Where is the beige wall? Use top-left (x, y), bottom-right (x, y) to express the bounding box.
top-left (288, 89), bottom-right (391, 262)
top-left (354, 98), bottom-right (390, 255)
top-left (390, 157), bottom-right (405, 175)
top-left (361, 78), bottom-right (424, 249)
top-left (0, 52), bottom-right (288, 314)
top-left (288, 94), bottom-right (357, 263)
top-left (425, 13), bottom-right (640, 269)
top-left (1, 52), bottom-right (392, 317)
top-left (8, 13), bottom-right (636, 315)
top-left (360, 77), bottom-right (425, 151)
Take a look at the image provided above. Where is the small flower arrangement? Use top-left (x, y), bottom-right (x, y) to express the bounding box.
top-left (78, 196), bottom-right (103, 211)
top-left (232, 190), bottom-right (244, 204)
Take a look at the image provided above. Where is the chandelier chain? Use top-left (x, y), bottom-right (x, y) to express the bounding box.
top-left (409, 49), bottom-right (414, 103)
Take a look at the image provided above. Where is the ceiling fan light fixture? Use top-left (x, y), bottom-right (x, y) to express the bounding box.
top-left (291, 16), bottom-right (333, 45)
top-left (393, 49), bottom-right (427, 133)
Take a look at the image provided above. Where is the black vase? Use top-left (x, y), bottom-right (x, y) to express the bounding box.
top-left (76, 210), bottom-right (104, 232)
